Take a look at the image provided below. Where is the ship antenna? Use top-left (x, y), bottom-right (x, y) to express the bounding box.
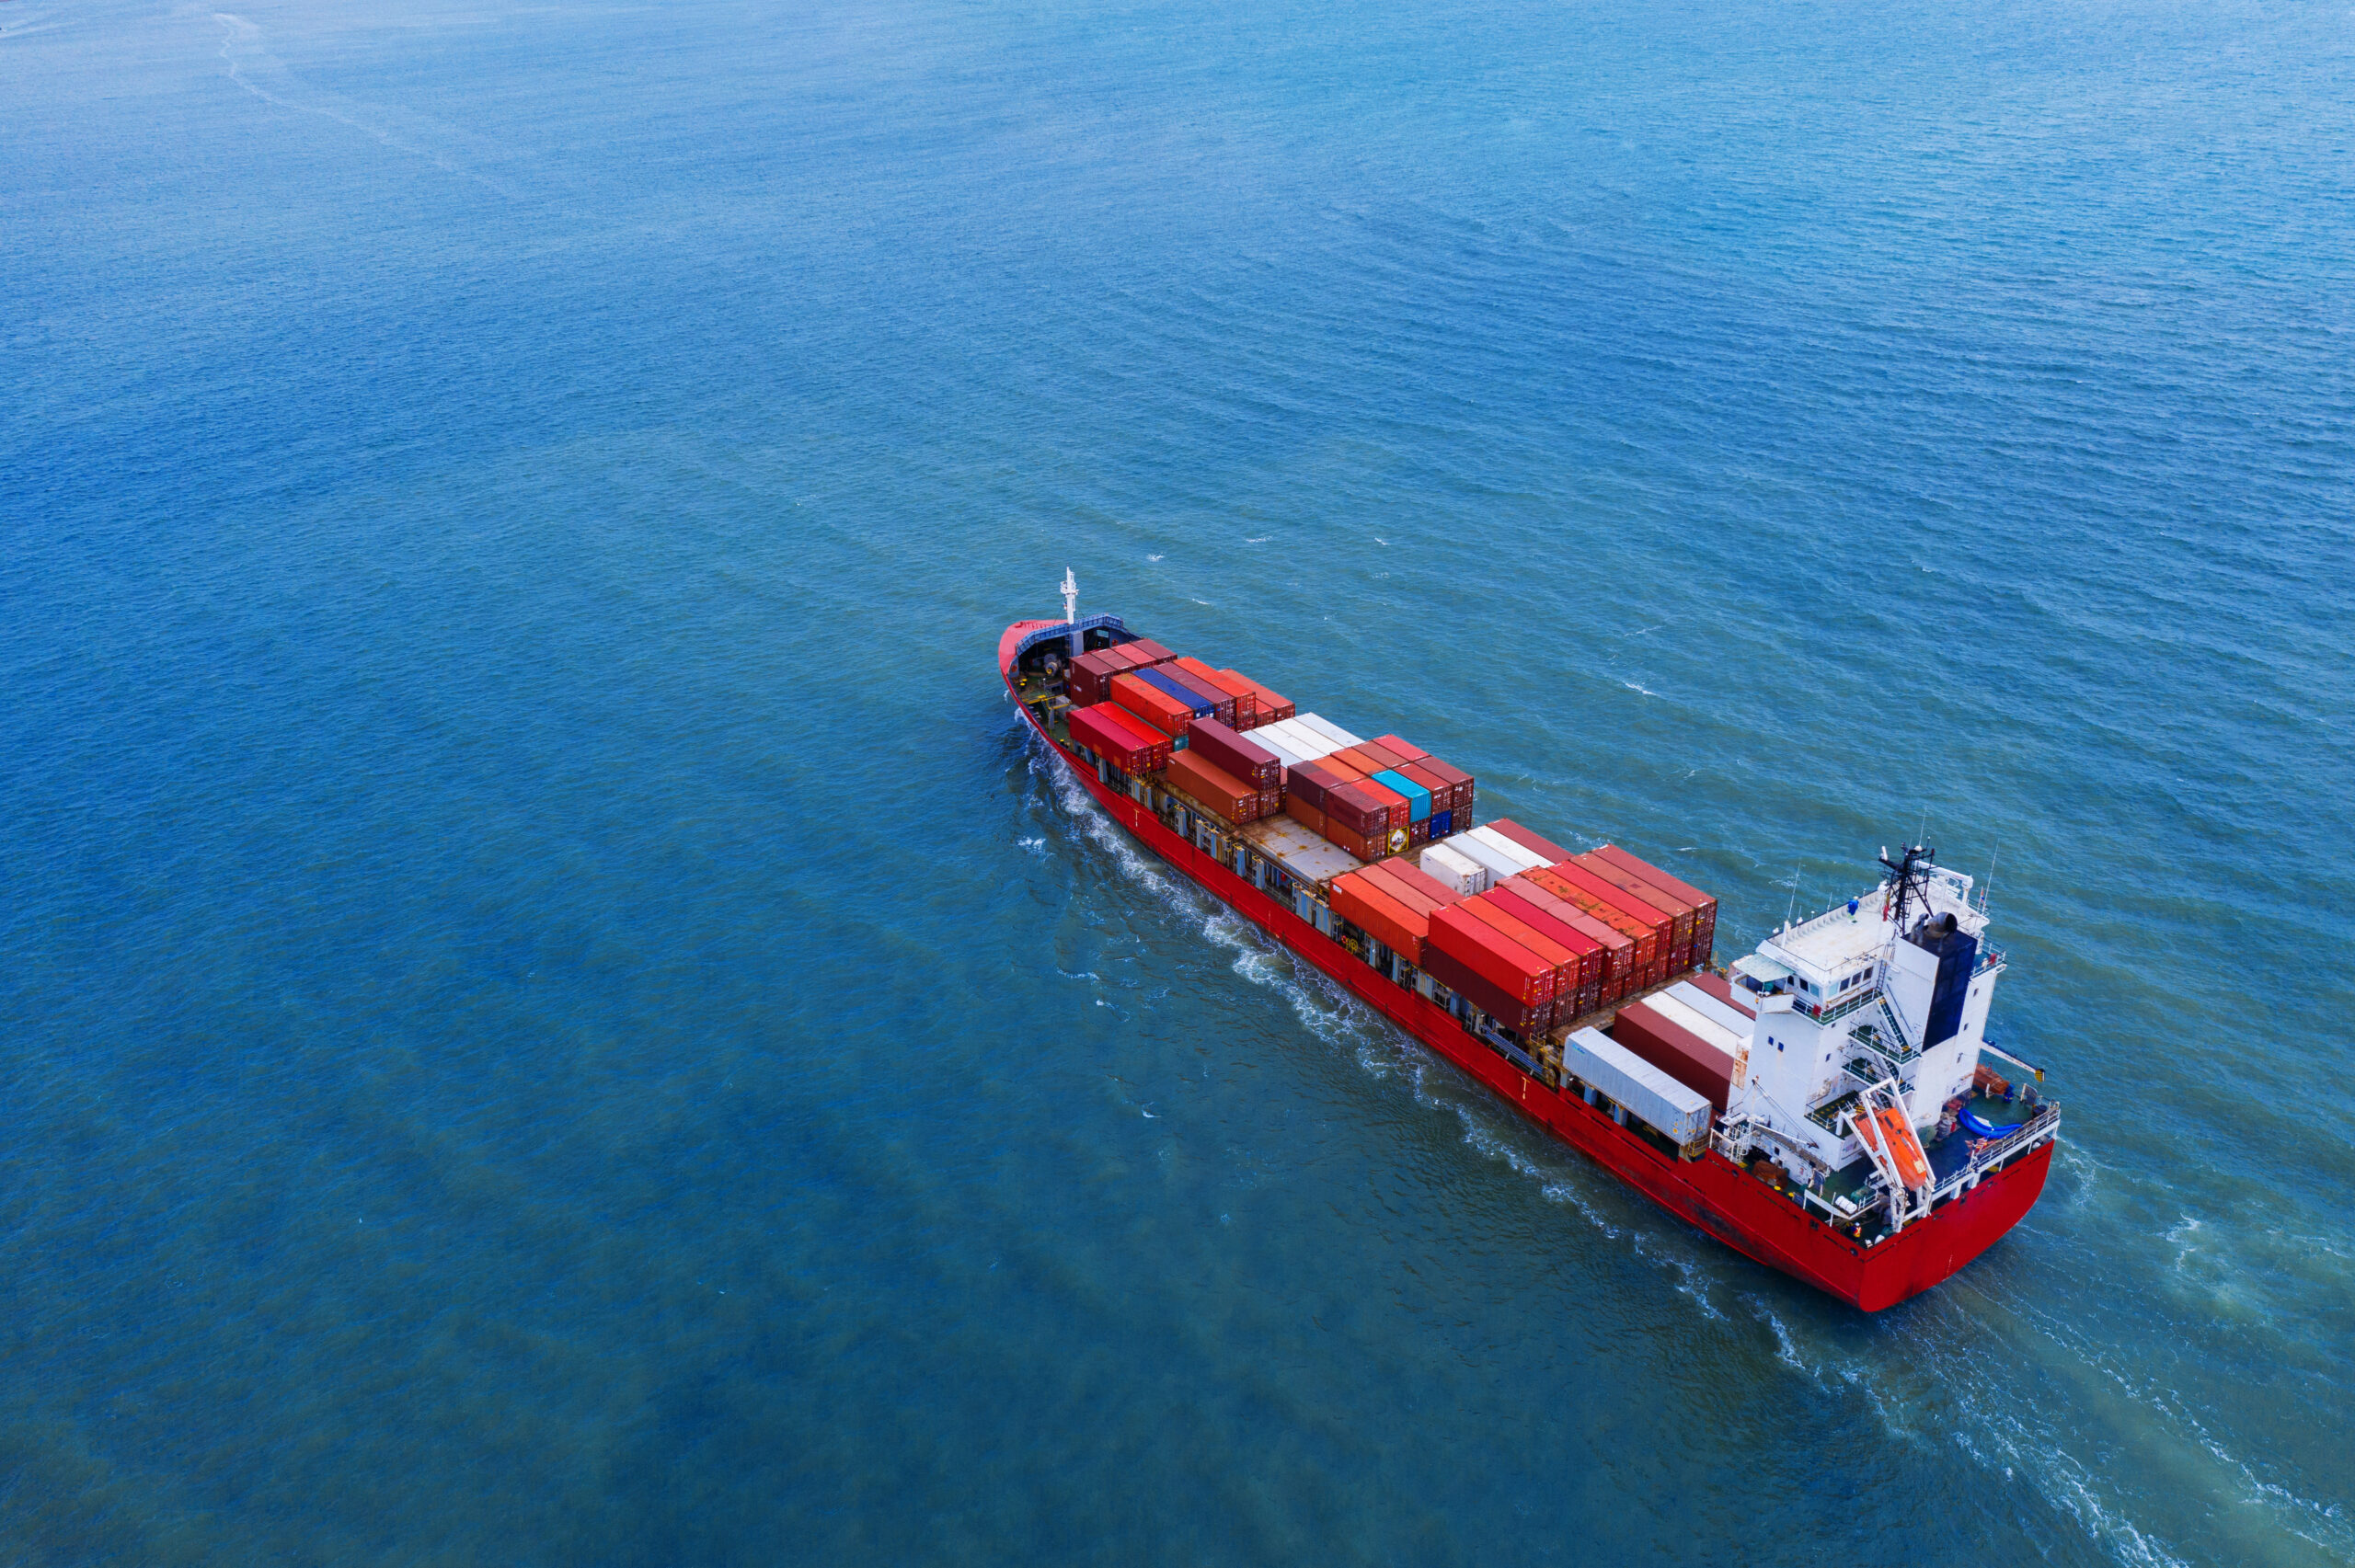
top-left (1981, 844), bottom-right (1999, 913)
top-left (1061, 567), bottom-right (1079, 624)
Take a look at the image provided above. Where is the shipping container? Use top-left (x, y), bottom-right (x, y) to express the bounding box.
top-left (1285, 760), bottom-right (1352, 814)
top-left (1069, 702), bottom-right (1173, 775)
top-left (1563, 1027), bottom-right (1711, 1146)
top-left (1355, 739), bottom-right (1412, 773)
top-left (1186, 717), bottom-right (1281, 789)
top-left (1429, 807), bottom-right (1454, 839)
top-left (1232, 674), bottom-right (1295, 724)
top-left (1128, 668), bottom-right (1218, 727)
top-left (1372, 734), bottom-right (1429, 762)
top-left (1612, 999), bottom-right (1738, 1113)
top-left (1292, 713), bottom-right (1363, 750)
top-left (1650, 989), bottom-right (1750, 1064)
top-left (1458, 896), bottom-right (1580, 1005)
top-left (1574, 853), bottom-right (1695, 965)
top-left (1414, 756), bottom-right (1476, 816)
top-left (1110, 671), bottom-right (1198, 738)
top-left (1323, 779), bottom-right (1393, 836)
top-left (1065, 648), bottom-right (1122, 707)
top-left (1664, 979), bottom-right (1755, 1038)
top-left (1359, 860), bottom-right (1439, 917)
top-left (1537, 861), bottom-right (1671, 968)
top-left (1464, 825), bottom-right (1549, 874)
top-left (1351, 776), bottom-right (1410, 831)
top-left (1420, 942), bottom-right (1554, 1036)
top-left (1407, 818), bottom-right (1430, 846)
top-left (1683, 970), bottom-right (1756, 1019)
top-left (1419, 841), bottom-right (1490, 896)
top-left (1447, 830), bottom-right (1534, 887)
top-left (1486, 885), bottom-right (1604, 994)
top-left (1283, 796), bottom-right (1327, 836)
top-left (1373, 857), bottom-right (1466, 908)
top-left (1252, 727), bottom-right (1315, 771)
top-left (1123, 638), bottom-right (1177, 666)
top-left (1144, 665), bottom-right (1237, 727)
top-left (1370, 768), bottom-right (1431, 823)
top-left (1255, 718), bottom-right (1339, 762)
top-left (1430, 903), bottom-right (1556, 1004)
top-left (1331, 871), bottom-right (1428, 964)
top-left (1506, 874), bottom-right (1636, 1002)
top-left (1322, 818), bottom-right (1401, 864)
top-left (1165, 750), bottom-right (1260, 825)
top-left (1187, 664), bottom-right (1262, 729)
top-left (1593, 844), bottom-right (1720, 962)
top-left (1484, 818), bottom-right (1576, 865)
top-left (1238, 813), bottom-right (1362, 890)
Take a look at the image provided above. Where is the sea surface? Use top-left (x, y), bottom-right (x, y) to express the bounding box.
top-left (5, 0), bottom-right (2352, 1562)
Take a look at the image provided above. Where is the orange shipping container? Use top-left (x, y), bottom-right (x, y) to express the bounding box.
top-left (1165, 750), bottom-right (1259, 824)
top-left (1331, 871), bottom-right (1429, 962)
top-left (1429, 904), bottom-right (1556, 1005)
top-left (1111, 671), bottom-right (1196, 738)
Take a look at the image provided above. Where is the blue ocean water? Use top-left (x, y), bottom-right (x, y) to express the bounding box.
top-left (5, 0), bottom-right (2353, 1560)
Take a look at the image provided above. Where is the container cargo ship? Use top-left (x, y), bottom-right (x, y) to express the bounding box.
top-left (1002, 576), bottom-right (2061, 1310)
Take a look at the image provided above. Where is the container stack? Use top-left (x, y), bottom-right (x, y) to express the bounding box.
top-left (1110, 670), bottom-right (1205, 738)
top-left (1185, 718), bottom-right (1283, 820)
top-left (1421, 898), bottom-right (1557, 1036)
top-left (1067, 702), bottom-right (1173, 776)
top-left (1066, 641), bottom-right (1176, 708)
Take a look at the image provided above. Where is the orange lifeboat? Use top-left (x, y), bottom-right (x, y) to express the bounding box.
top-left (1866, 1106), bottom-right (1933, 1191)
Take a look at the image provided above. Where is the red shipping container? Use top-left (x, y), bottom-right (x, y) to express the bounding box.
top-left (1408, 818), bottom-right (1430, 846)
top-left (1524, 866), bottom-right (1659, 981)
top-left (1506, 875), bottom-right (1632, 1001)
top-left (1124, 638), bottom-right (1176, 666)
top-left (1359, 861), bottom-right (1440, 917)
top-left (1415, 757), bottom-right (1475, 815)
top-left (1419, 942), bottom-right (1555, 1035)
top-left (1232, 674), bottom-right (1295, 723)
top-left (1323, 818), bottom-right (1402, 863)
top-left (1592, 844), bottom-right (1719, 961)
top-left (1372, 734), bottom-right (1429, 762)
top-left (1540, 861), bottom-right (1671, 967)
top-left (1355, 740), bottom-right (1412, 773)
top-left (1285, 760), bottom-right (1348, 812)
top-left (1399, 761), bottom-right (1450, 807)
top-left (1186, 717), bottom-right (1281, 789)
top-left (1351, 776), bottom-right (1410, 831)
top-left (1111, 671), bottom-right (1196, 738)
top-left (1485, 818), bottom-right (1576, 865)
top-left (1430, 905), bottom-right (1555, 1004)
top-left (1188, 664), bottom-right (1262, 729)
top-left (1324, 780), bottom-right (1392, 836)
top-left (1258, 787), bottom-right (1281, 818)
top-left (1068, 703), bottom-right (1173, 775)
top-left (1065, 648), bottom-right (1120, 707)
top-left (1165, 750), bottom-right (1259, 825)
top-left (1486, 885), bottom-right (1604, 992)
top-left (1574, 853), bottom-right (1695, 959)
top-left (1331, 871), bottom-right (1429, 963)
top-left (1284, 796), bottom-right (1327, 836)
top-left (1373, 859), bottom-right (1465, 909)
top-left (1613, 999), bottom-right (1738, 1114)
top-left (1151, 666), bottom-right (1237, 728)
top-left (1461, 895), bottom-right (1584, 1007)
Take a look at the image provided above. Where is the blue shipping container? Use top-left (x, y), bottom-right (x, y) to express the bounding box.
top-left (1136, 667), bottom-right (1217, 718)
top-left (1430, 808), bottom-right (1454, 838)
top-left (1371, 768), bottom-right (1431, 823)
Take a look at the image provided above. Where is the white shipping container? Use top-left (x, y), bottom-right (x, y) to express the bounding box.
top-left (1644, 992), bottom-right (1746, 1064)
top-left (1664, 980), bottom-right (1756, 1041)
top-left (1447, 831), bottom-right (1531, 887)
top-left (1292, 713), bottom-right (1363, 750)
top-left (1419, 841), bottom-right (1491, 896)
top-left (1256, 719), bottom-right (1338, 762)
top-left (1564, 1026), bottom-right (1712, 1146)
top-left (1251, 727), bottom-right (1313, 770)
top-left (1464, 824), bottom-right (1550, 872)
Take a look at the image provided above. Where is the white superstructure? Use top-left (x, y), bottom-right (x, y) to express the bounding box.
top-left (1713, 845), bottom-right (2055, 1232)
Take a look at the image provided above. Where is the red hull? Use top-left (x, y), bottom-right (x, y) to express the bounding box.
top-left (1002, 622), bottom-right (2051, 1310)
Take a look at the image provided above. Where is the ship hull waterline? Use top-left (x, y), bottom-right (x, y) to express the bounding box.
top-left (1002, 621), bottom-right (2051, 1311)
